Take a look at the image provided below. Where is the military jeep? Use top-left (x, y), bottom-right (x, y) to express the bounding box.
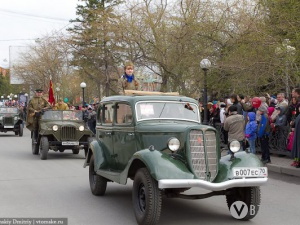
top-left (84, 94), bottom-right (268, 225)
top-left (32, 110), bottom-right (93, 160)
top-left (0, 107), bottom-right (23, 136)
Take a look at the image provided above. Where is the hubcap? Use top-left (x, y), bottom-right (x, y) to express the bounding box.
top-left (138, 183), bottom-right (146, 212)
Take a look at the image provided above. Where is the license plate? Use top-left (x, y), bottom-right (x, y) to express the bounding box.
top-left (233, 167), bottom-right (268, 178)
top-left (62, 141), bottom-right (79, 146)
top-left (4, 126), bottom-right (14, 128)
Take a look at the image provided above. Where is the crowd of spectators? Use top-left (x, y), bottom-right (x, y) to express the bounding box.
top-left (199, 88), bottom-right (300, 167)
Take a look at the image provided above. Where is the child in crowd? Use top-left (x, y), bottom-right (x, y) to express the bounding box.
top-left (245, 112), bottom-right (257, 154)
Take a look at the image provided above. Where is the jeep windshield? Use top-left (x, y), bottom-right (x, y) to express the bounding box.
top-left (42, 110), bottom-right (83, 120)
top-left (0, 107), bottom-right (18, 114)
top-left (136, 101), bottom-right (200, 122)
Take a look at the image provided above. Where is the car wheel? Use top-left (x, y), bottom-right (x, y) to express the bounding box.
top-left (19, 125), bottom-right (23, 137)
top-left (226, 187), bottom-right (261, 220)
top-left (72, 149), bottom-right (80, 154)
top-left (132, 168), bottom-right (162, 225)
top-left (59, 149), bottom-right (64, 153)
top-left (89, 155), bottom-right (107, 196)
top-left (32, 131), bottom-right (39, 155)
top-left (40, 136), bottom-right (49, 160)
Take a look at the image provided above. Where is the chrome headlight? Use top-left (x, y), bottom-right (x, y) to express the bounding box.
top-left (52, 125), bottom-right (58, 131)
top-left (79, 125), bottom-right (84, 131)
top-left (168, 138), bottom-right (180, 152)
top-left (229, 140), bottom-right (240, 153)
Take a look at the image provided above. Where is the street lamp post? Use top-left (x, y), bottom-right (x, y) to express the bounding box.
top-left (24, 93), bottom-right (28, 104)
top-left (55, 87), bottom-right (60, 101)
top-left (200, 59), bottom-right (211, 125)
top-left (80, 82), bottom-right (87, 107)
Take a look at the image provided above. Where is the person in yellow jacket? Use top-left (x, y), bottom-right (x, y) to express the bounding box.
top-left (54, 99), bottom-right (69, 110)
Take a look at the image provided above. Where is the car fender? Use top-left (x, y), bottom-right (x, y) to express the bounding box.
top-left (213, 151), bottom-right (265, 183)
top-left (120, 149), bottom-right (195, 184)
top-left (83, 140), bottom-right (107, 169)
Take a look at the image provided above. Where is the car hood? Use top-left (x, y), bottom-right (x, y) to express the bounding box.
top-left (135, 121), bottom-right (213, 151)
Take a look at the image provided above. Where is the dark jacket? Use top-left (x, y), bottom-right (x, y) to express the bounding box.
top-left (233, 102), bottom-right (243, 115)
top-left (275, 107), bottom-right (287, 127)
top-left (257, 114), bottom-right (270, 138)
top-left (292, 114), bottom-right (300, 159)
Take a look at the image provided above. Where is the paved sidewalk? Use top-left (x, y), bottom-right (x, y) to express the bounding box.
top-left (258, 153), bottom-right (300, 177)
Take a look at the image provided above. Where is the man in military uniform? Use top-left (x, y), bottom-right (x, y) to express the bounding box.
top-left (26, 88), bottom-right (52, 136)
top-left (53, 99), bottom-right (69, 110)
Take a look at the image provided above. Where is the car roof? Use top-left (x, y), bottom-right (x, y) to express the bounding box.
top-left (101, 95), bottom-right (198, 105)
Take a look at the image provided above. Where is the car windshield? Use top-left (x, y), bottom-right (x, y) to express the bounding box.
top-left (0, 107), bottom-right (18, 114)
top-left (136, 101), bottom-right (200, 122)
top-left (42, 110), bottom-right (83, 120)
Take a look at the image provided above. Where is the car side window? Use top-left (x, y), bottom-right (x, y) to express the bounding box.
top-left (103, 104), bottom-right (114, 125)
top-left (116, 104), bottom-right (133, 125)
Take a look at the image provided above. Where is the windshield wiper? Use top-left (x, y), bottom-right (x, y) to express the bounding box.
top-left (158, 103), bottom-right (167, 118)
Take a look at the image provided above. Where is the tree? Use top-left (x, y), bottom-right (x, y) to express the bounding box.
top-left (68, 0), bottom-right (123, 97)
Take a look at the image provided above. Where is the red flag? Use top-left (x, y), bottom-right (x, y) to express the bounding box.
top-left (48, 80), bottom-right (55, 106)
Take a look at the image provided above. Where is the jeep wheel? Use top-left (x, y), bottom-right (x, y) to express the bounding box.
top-left (32, 131), bottom-right (39, 155)
top-left (72, 149), bottom-right (80, 154)
top-left (133, 168), bottom-right (162, 225)
top-left (40, 136), bottom-right (49, 160)
top-left (226, 187), bottom-right (261, 220)
top-left (19, 125), bottom-right (23, 137)
top-left (89, 155), bottom-right (107, 196)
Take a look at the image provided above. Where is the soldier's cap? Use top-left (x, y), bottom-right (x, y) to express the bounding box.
top-left (35, 88), bottom-right (43, 92)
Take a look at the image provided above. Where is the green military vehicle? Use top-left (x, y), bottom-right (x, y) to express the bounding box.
top-left (84, 94), bottom-right (268, 225)
top-left (0, 107), bottom-right (23, 136)
top-left (32, 110), bottom-right (94, 160)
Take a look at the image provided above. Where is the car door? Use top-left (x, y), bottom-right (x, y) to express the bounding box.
top-left (113, 103), bottom-right (137, 171)
top-left (97, 103), bottom-right (116, 169)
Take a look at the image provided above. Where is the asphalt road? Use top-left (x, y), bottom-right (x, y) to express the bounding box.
top-left (0, 129), bottom-right (299, 225)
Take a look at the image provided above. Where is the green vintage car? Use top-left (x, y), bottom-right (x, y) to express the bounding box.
top-left (84, 95), bottom-right (268, 225)
top-left (32, 110), bottom-right (94, 160)
top-left (0, 107), bottom-right (23, 136)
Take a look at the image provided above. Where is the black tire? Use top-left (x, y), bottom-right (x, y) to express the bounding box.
top-left (59, 149), bottom-right (64, 153)
top-left (19, 125), bottom-right (23, 137)
top-left (72, 149), bottom-right (80, 154)
top-left (40, 136), bottom-right (49, 160)
top-left (132, 168), bottom-right (162, 225)
top-left (32, 131), bottom-right (39, 155)
top-left (226, 187), bottom-right (261, 220)
top-left (89, 155), bottom-right (107, 196)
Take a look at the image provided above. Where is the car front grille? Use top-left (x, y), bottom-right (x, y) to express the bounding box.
top-left (189, 130), bottom-right (218, 181)
top-left (61, 126), bottom-right (76, 140)
top-left (3, 117), bottom-right (14, 126)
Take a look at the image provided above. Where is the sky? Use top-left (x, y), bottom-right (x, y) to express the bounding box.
top-left (0, 0), bottom-right (80, 68)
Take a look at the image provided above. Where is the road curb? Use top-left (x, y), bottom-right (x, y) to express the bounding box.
top-left (267, 164), bottom-right (300, 177)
